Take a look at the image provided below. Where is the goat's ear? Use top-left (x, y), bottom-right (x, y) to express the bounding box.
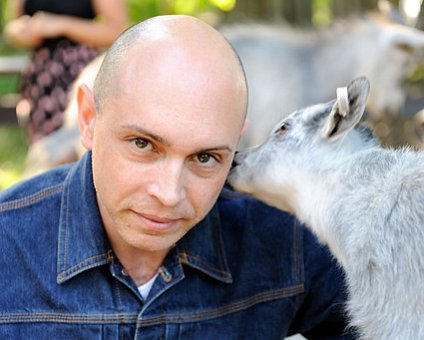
top-left (322, 77), bottom-right (370, 140)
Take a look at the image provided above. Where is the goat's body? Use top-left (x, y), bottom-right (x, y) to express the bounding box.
top-left (298, 148), bottom-right (424, 338)
top-left (228, 78), bottom-right (424, 338)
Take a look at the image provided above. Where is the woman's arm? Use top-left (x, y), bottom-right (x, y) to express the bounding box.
top-left (3, 0), bottom-right (40, 47)
top-left (4, 0), bottom-right (129, 48)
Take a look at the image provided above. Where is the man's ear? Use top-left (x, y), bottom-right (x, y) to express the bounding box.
top-left (77, 84), bottom-right (96, 150)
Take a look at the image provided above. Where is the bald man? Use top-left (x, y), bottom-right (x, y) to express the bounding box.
top-left (0, 16), bottom-right (355, 338)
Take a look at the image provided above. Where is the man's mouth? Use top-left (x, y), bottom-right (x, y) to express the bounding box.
top-left (133, 211), bottom-right (182, 233)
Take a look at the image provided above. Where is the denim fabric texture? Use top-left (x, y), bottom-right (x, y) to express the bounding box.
top-left (0, 152), bottom-right (355, 339)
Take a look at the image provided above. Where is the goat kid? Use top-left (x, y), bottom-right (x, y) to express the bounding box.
top-left (227, 77), bottom-right (424, 339)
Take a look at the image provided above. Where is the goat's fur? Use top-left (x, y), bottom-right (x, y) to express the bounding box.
top-left (221, 13), bottom-right (424, 148)
top-left (227, 77), bottom-right (424, 339)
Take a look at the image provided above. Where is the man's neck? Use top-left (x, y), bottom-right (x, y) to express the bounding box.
top-left (117, 249), bottom-right (168, 286)
top-left (109, 234), bottom-right (170, 285)
top-left (99, 207), bottom-right (171, 286)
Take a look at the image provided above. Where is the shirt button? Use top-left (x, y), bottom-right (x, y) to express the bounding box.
top-left (159, 266), bottom-right (172, 282)
top-left (121, 268), bottom-right (129, 276)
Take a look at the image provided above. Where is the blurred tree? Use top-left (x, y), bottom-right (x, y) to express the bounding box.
top-left (0, 0), bottom-right (236, 53)
top-left (312, 0), bottom-right (333, 26)
top-left (224, 0), bottom-right (403, 26)
top-left (0, 0), bottom-right (408, 33)
top-left (0, 2), bottom-right (3, 32)
top-left (283, 0), bottom-right (312, 25)
top-left (127, 0), bottom-right (236, 24)
top-left (415, 0), bottom-right (424, 29)
top-left (0, 0), bottom-right (15, 53)
top-left (332, 0), bottom-right (378, 16)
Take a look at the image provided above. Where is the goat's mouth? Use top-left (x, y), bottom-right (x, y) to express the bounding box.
top-left (226, 162), bottom-right (240, 189)
top-left (231, 155), bottom-right (239, 170)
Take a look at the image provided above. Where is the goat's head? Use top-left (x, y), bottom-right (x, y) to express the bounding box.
top-left (228, 77), bottom-right (374, 212)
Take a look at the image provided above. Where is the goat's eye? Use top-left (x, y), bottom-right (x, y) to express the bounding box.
top-left (280, 122), bottom-right (290, 131)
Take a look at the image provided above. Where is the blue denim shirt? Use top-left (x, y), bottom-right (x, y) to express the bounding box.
top-left (0, 152), bottom-right (355, 339)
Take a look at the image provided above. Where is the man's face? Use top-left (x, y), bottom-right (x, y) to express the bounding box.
top-left (81, 51), bottom-right (246, 256)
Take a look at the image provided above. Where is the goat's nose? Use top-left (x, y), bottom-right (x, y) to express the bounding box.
top-left (231, 152), bottom-right (239, 169)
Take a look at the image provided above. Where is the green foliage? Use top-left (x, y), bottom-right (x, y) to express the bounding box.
top-left (0, 74), bottom-right (19, 95)
top-left (312, 0), bottom-right (333, 27)
top-left (0, 124), bottom-right (28, 190)
top-left (409, 62), bottom-right (424, 82)
top-left (127, 0), bottom-right (235, 24)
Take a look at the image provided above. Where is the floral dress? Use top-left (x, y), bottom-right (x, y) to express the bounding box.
top-left (20, 0), bottom-right (99, 143)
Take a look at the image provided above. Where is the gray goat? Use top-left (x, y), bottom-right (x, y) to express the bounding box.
top-left (228, 77), bottom-right (424, 339)
top-left (222, 13), bottom-right (424, 148)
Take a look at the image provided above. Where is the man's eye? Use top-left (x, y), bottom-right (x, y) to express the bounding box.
top-left (197, 153), bottom-right (212, 163)
top-left (132, 138), bottom-right (150, 150)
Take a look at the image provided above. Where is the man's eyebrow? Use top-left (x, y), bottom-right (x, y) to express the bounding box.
top-left (120, 124), bottom-right (233, 153)
top-left (120, 124), bottom-right (169, 145)
top-left (197, 146), bottom-right (233, 154)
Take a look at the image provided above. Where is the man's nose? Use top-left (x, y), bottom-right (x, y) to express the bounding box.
top-left (147, 161), bottom-right (187, 207)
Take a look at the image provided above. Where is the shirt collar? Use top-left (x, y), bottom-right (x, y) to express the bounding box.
top-left (175, 204), bottom-right (233, 283)
top-left (57, 152), bottom-right (232, 284)
top-left (56, 152), bottom-right (111, 284)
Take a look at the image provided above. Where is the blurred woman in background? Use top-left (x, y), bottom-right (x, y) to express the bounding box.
top-left (4, 0), bottom-right (128, 143)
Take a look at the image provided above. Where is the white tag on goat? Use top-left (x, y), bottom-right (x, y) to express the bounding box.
top-left (336, 86), bottom-right (349, 117)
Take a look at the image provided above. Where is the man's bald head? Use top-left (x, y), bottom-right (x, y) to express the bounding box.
top-left (93, 15), bottom-right (247, 120)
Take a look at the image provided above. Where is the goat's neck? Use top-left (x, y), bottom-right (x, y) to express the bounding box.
top-left (290, 150), bottom-right (376, 239)
top-left (290, 147), bottom-right (401, 266)
top-left (290, 168), bottom-right (339, 229)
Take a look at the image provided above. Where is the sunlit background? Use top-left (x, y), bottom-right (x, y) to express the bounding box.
top-left (2, 0), bottom-right (424, 190)
top-left (401, 0), bottom-right (423, 21)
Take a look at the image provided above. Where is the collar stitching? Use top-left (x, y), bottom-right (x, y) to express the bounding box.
top-left (178, 252), bottom-right (232, 283)
top-left (57, 250), bottom-right (112, 283)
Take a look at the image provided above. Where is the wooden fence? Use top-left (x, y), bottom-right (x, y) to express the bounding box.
top-left (225, 0), bottom-right (390, 25)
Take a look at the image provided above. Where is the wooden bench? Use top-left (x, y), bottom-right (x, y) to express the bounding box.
top-left (0, 55), bottom-right (28, 75)
top-left (0, 55), bottom-right (28, 124)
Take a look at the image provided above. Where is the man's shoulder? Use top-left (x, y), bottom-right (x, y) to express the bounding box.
top-left (218, 186), bottom-right (296, 227)
top-left (217, 186), bottom-right (302, 254)
top-left (217, 186), bottom-right (327, 254)
top-left (0, 165), bottom-right (74, 256)
top-left (0, 164), bottom-right (72, 211)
